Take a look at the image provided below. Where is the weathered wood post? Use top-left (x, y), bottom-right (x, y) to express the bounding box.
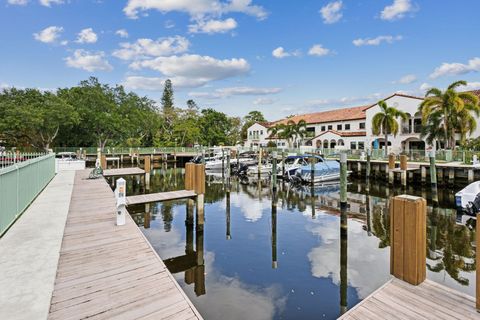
top-left (310, 156), bottom-right (315, 186)
top-left (429, 152), bottom-right (439, 204)
top-left (448, 168), bottom-right (455, 186)
top-left (390, 195), bottom-right (426, 285)
top-left (272, 151), bottom-right (278, 191)
top-left (468, 168), bottom-right (474, 183)
top-left (226, 149), bottom-right (231, 181)
top-left (195, 164), bottom-right (206, 225)
top-left (115, 178), bottom-right (127, 226)
top-left (144, 203), bottom-right (151, 229)
top-left (258, 147), bottom-right (263, 178)
top-left (339, 151), bottom-right (348, 315)
top-left (281, 150), bottom-right (285, 177)
top-left (388, 153), bottom-right (395, 184)
top-left (185, 162), bottom-right (196, 227)
top-left (236, 148), bottom-right (240, 170)
top-left (144, 155), bottom-right (151, 191)
top-left (101, 154), bottom-right (107, 170)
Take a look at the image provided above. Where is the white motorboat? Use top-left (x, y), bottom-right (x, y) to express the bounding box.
top-left (277, 156), bottom-right (310, 176)
top-left (247, 163), bottom-right (273, 176)
top-left (206, 156), bottom-right (256, 170)
top-left (293, 155), bottom-right (345, 183)
top-left (455, 181), bottom-right (480, 216)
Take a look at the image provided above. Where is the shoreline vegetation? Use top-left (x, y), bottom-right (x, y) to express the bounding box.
top-left (1, 78), bottom-right (480, 153)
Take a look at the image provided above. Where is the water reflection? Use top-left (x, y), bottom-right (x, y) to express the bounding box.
top-left (123, 166), bottom-right (476, 320)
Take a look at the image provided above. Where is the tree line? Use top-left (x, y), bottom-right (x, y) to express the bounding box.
top-left (0, 77), bottom-right (268, 151)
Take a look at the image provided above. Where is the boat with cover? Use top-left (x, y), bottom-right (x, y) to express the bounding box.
top-left (455, 181), bottom-right (480, 216)
top-left (293, 155), bottom-right (343, 183)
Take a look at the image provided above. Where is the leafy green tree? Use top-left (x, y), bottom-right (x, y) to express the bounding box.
top-left (419, 81), bottom-right (480, 149)
top-left (372, 100), bottom-right (407, 157)
top-left (0, 88), bottom-right (78, 151)
top-left (199, 108), bottom-right (231, 146)
top-left (241, 110), bottom-right (267, 140)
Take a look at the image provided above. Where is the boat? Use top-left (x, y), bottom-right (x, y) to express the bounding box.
top-left (455, 181), bottom-right (480, 216)
top-left (278, 155), bottom-right (311, 177)
top-left (292, 155), bottom-right (344, 183)
top-left (247, 163), bottom-right (273, 176)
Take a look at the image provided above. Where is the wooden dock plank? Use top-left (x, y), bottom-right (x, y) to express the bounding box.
top-left (126, 190), bottom-right (197, 206)
top-left (48, 170), bottom-right (202, 320)
top-left (103, 167), bottom-right (145, 177)
top-left (338, 278), bottom-right (478, 320)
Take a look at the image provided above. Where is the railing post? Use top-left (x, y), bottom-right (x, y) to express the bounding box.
top-left (390, 195), bottom-right (426, 285)
top-left (115, 178), bottom-right (126, 226)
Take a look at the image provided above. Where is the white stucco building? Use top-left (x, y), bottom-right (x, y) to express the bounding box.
top-left (244, 91), bottom-right (480, 154)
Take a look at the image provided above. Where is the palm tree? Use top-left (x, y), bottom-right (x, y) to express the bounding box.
top-left (419, 80), bottom-right (479, 149)
top-left (267, 124), bottom-right (282, 147)
top-left (292, 119), bottom-right (307, 147)
top-left (372, 100), bottom-right (408, 157)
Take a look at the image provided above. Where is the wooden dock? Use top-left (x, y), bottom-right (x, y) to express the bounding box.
top-left (103, 167), bottom-right (145, 177)
top-left (48, 170), bottom-right (202, 320)
top-left (126, 190), bottom-right (197, 206)
top-left (339, 278), bottom-right (478, 319)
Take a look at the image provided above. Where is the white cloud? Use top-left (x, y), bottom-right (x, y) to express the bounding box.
top-left (65, 49), bottom-right (113, 72)
top-left (75, 28), bottom-right (98, 44)
top-left (123, 76), bottom-right (166, 90)
top-left (113, 36), bottom-right (190, 60)
top-left (381, 0), bottom-right (415, 21)
top-left (419, 83), bottom-right (432, 92)
top-left (189, 18), bottom-right (237, 34)
top-left (396, 74), bottom-right (417, 84)
top-left (430, 57), bottom-right (480, 79)
top-left (33, 26), bottom-right (63, 43)
top-left (39, 0), bottom-right (64, 6)
top-left (129, 54), bottom-right (250, 88)
top-left (272, 47), bottom-right (300, 59)
top-left (308, 44), bottom-right (331, 57)
top-left (320, 1), bottom-right (343, 24)
top-left (115, 29), bottom-right (129, 38)
top-left (189, 86), bottom-right (282, 99)
top-left (253, 98), bottom-right (275, 105)
top-left (305, 92), bottom-right (383, 109)
top-left (7, 0), bottom-right (28, 5)
top-left (165, 20), bottom-right (175, 29)
top-left (353, 35), bottom-right (402, 47)
top-left (123, 0), bottom-right (267, 20)
top-left (459, 82), bottom-right (480, 91)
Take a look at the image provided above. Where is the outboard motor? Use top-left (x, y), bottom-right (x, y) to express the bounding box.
top-left (191, 155), bottom-right (202, 164)
top-left (235, 163), bottom-right (249, 176)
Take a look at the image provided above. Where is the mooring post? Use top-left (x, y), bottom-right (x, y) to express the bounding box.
top-left (429, 152), bottom-right (439, 204)
top-left (144, 203), bottom-right (151, 229)
top-left (236, 148), bottom-right (240, 170)
top-left (281, 150), bottom-right (285, 177)
top-left (272, 151), bottom-right (278, 191)
top-left (195, 164), bottom-right (206, 225)
top-left (310, 156), bottom-right (315, 186)
top-left (390, 195), bottom-right (426, 285)
top-left (226, 149), bottom-right (231, 181)
top-left (222, 148), bottom-right (225, 178)
top-left (101, 154), bottom-right (107, 170)
top-left (144, 155), bottom-right (151, 191)
top-left (115, 178), bottom-right (127, 226)
top-left (448, 168), bottom-right (455, 186)
top-left (339, 151), bottom-right (348, 315)
top-left (185, 162), bottom-right (196, 226)
top-left (366, 149), bottom-right (371, 191)
top-left (388, 153), bottom-right (395, 184)
top-left (468, 169), bottom-right (474, 183)
top-left (400, 154), bottom-right (408, 187)
top-left (258, 147), bottom-right (263, 178)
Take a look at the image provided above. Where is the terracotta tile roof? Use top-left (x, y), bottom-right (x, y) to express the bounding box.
top-left (272, 105), bottom-right (368, 126)
top-left (308, 130), bottom-right (366, 141)
top-left (364, 93), bottom-right (424, 110)
top-left (257, 122), bottom-right (273, 128)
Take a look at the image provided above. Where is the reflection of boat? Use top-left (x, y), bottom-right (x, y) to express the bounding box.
top-left (455, 181), bottom-right (480, 216)
top-left (293, 155), bottom-right (343, 183)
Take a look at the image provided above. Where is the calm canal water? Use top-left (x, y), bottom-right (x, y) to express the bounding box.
top-left (110, 164), bottom-right (476, 320)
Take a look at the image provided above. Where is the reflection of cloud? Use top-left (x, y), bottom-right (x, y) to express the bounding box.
top-left (223, 191), bottom-right (271, 222)
top-left (307, 215), bottom-right (390, 298)
top-left (180, 252), bottom-right (287, 320)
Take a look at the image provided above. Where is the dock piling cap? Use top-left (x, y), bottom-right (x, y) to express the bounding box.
top-left (396, 194), bottom-right (422, 202)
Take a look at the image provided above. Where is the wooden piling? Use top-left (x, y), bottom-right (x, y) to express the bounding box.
top-left (340, 153), bottom-right (347, 206)
top-left (390, 195), bottom-right (426, 285)
top-left (468, 169), bottom-right (474, 183)
top-left (185, 163), bottom-right (195, 191)
top-left (272, 152), bottom-right (278, 191)
top-left (310, 156), bottom-right (315, 186)
top-left (429, 154), bottom-right (439, 204)
top-left (281, 151), bottom-right (285, 177)
top-left (258, 147), bottom-right (262, 178)
top-left (100, 154), bottom-right (107, 170)
top-left (388, 154), bottom-right (396, 170)
top-left (144, 155), bottom-right (151, 191)
top-left (366, 149), bottom-right (371, 191)
top-left (195, 164), bottom-right (206, 225)
top-left (400, 155), bottom-right (407, 170)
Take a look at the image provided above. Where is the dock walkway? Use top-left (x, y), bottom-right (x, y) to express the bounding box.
top-left (339, 278), bottom-right (478, 320)
top-left (103, 167), bottom-right (145, 177)
top-left (126, 190), bottom-right (197, 206)
top-left (48, 170), bottom-right (202, 320)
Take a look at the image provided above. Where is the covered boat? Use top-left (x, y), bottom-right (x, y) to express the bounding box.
top-left (293, 155), bottom-right (343, 183)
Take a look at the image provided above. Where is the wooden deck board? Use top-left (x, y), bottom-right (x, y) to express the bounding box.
top-left (126, 190), bottom-right (197, 206)
top-left (338, 278), bottom-right (478, 320)
top-left (103, 167), bottom-right (145, 177)
top-left (48, 170), bottom-right (202, 320)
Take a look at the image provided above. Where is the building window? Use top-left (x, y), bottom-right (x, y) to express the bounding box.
top-left (359, 122), bottom-right (365, 129)
top-left (345, 124), bottom-right (350, 130)
top-left (328, 125), bottom-right (333, 130)
top-left (249, 131), bottom-right (252, 136)
top-left (337, 124), bottom-right (342, 131)
top-left (260, 130), bottom-right (263, 135)
top-left (358, 142), bottom-right (364, 150)
top-left (350, 142), bottom-right (357, 149)
top-left (321, 125), bottom-right (325, 131)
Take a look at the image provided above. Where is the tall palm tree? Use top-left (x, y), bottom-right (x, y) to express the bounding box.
top-left (292, 119), bottom-right (307, 147)
top-left (419, 80), bottom-right (479, 149)
top-left (372, 100), bottom-right (408, 157)
top-left (267, 124), bottom-right (282, 147)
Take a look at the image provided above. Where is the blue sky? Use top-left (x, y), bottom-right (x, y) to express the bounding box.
top-left (1, 0), bottom-right (479, 120)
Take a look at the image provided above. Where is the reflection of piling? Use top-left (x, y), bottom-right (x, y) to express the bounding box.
top-left (226, 183), bottom-right (231, 240)
top-left (365, 193), bottom-right (371, 236)
top-left (339, 153), bottom-right (348, 315)
top-left (429, 154), bottom-right (439, 205)
top-left (195, 221), bottom-right (205, 296)
top-left (366, 149), bottom-right (371, 192)
top-left (390, 195), bottom-right (426, 285)
top-left (272, 152), bottom-right (278, 191)
top-left (271, 191), bottom-right (278, 269)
